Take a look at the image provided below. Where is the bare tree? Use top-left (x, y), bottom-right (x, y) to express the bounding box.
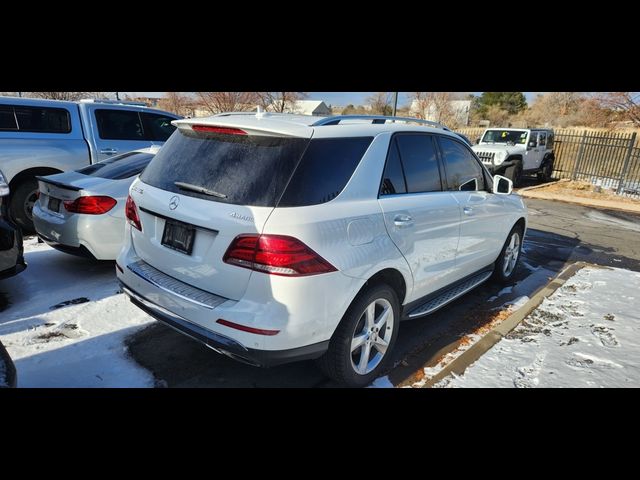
top-left (195, 92), bottom-right (259, 114)
top-left (25, 92), bottom-right (106, 101)
top-left (485, 105), bottom-right (511, 126)
top-left (366, 92), bottom-right (393, 115)
top-left (256, 92), bottom-right (307, 113)
top-left (411, 92), bottom-right (459, 127)
top-left (594, 92), bottom-right (640, 127)
top-left (157, 92), bottom-right (192, 116)
top-left (524, 92), bottom-right (583, 127)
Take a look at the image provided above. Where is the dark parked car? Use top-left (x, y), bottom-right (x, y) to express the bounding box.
top-left (0, 169), bottom-right (26, 279)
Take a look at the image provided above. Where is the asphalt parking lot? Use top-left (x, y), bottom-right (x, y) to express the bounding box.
top-left (124, 196), bottom-right (640, 387)
top-left (2, 196), bottom-right (639, 387)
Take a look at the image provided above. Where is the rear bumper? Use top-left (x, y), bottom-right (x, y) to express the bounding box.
top-left (121, 282), bottom-right (329, 367)
top-left (32, 202), bottom-right (124, 260)
top-left (37, 232), bottom-right (96, 259)
top-left (0, 217), bottom-right (26, 280)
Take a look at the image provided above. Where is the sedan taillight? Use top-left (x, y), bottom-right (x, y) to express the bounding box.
top-left (63, 196), bottom-right (116, 214)
top-left (223, 234), bottom-right (337, 277)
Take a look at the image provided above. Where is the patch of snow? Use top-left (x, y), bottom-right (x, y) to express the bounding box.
top-left (487, 286), bottom-right (514, 303)
top-left (438, 266), bottom-right (640, 388)
top-left (0, 240), bottom-right (155, 387)
top-left (499, 295), bottom-right (530, 312)
top-left (368, 376), bottom-right (393, 388)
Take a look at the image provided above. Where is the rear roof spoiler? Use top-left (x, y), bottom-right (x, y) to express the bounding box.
top-left (35, 176), bottom-right (83, 191)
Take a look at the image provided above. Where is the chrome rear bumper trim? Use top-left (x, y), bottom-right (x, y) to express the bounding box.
top-left (127, 259), bottom-right (227, 310)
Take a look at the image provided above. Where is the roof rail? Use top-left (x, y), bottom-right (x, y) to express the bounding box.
top-left (312, 115), bottom-right (450, 130)
top-left (79, 99), bottom-right (149, 107)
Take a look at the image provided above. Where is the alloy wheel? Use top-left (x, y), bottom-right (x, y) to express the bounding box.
top-left (502, 231), bottom-right (521, 276)
top-left (350, 298), bottom-right (394, 375)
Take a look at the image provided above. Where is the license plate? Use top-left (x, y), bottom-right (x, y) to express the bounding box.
top-left (161, 219), bottom-right (195, 255)
top-left (48, 197), bottom-right (61, 213)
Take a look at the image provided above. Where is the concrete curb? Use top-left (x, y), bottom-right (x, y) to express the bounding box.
top-left (517, 178), bottom-right (570, 193)
top-left (520, 185), bottom-right (640, 214)
top-left (420, 262), bottom-right (589, 388)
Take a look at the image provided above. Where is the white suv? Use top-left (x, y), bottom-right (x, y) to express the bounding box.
top-left (472, 128), bottom-right (555, 186)
top-left (116, 113), bottom-right (527, 387)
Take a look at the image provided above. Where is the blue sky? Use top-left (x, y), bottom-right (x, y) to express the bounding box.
top-left (124, 92), bottom-right (539, 107)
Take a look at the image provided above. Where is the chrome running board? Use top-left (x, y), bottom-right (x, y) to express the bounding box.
top-left (406, 270), bottom-right (493, 318)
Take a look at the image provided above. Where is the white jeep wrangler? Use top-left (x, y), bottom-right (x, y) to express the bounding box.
top-left (472, 128), bottom-right (554, 186)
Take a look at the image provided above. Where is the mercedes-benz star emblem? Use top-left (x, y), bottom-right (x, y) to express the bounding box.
top-left (169, 196), bottom-right (180, 210)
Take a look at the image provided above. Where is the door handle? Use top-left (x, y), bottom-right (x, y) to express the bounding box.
top-left (463, 207), bottom-right (474, 215)
top-left (393, 214), bottom-right (414, 227)
top-left (100, 148), bottom-right (118, 155)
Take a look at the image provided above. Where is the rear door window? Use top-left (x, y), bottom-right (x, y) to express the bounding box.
top-left (538, 131), bottom-right (547, 146)
top-left (278, 137), bottom-right (373, 206)
top-left (140, 129), bottom-right (309, 207)
top-left (0, 105), bottom-right (71, 133)
top-left (95, 109), bottom-right (144, 140)
top-left (395, 134), bottom-right (442, 193)
top-left (76, 152), bottom-right (155, 180)
top-left (0, 106), bottom-right (17, 130)
top-left (142, 112), bottom-right (177, 141)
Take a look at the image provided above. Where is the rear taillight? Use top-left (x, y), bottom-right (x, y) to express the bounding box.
top-left (125, 195), bottom-right (142, 231)
top-left (191, 125), bottom-right (247, 135)
top-left (223, 234), bottom-right (337, 277)
top-left (63, 196), bottom-right (116, 214)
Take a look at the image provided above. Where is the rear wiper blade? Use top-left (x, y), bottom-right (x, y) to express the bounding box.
top-left (174, 181), bottom-right (227, 198)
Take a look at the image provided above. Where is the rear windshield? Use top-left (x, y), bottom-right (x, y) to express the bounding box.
top-left (77, 152), bottom-right (155, 180)
top-left (141, 129), bottom-right (309, 207)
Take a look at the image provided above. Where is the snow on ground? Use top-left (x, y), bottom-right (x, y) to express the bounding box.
top-left (368, 375), bottom-right (393, 388)
top-left (437, 266), bottom-right (640, 388)
top-left (407, 261), bottom-right (554, 388)
top-left (0, 237), bottom-right (155, 387)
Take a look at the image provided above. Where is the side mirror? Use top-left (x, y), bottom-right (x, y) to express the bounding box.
top-left (528, 140), bottom-right (537, 148)
top-left (492, 175), bottom-right (512, 195)
top-left (475, 138), bottom-right (481, 145)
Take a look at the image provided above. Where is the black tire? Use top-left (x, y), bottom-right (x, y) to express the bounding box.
top-left (492, 224), bottom-right (524, 284)
top-left (316, 283), bottom-right (400, 387)
top-left (504, 161), bottom-right (523, 187)
top-left (537, 159), bottom-right (553, 182)
top-left (9, 179), bottom-right (39, 234)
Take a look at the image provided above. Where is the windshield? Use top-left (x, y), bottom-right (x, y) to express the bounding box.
top-left (481, 130), bottom-right (528, 145)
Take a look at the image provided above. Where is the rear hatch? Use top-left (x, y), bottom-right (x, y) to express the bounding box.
top-left (130, 121), bottom-right (313, 301)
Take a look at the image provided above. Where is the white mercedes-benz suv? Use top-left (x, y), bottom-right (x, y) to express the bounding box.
top-left (116, 112), bottom-right (527, 387)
